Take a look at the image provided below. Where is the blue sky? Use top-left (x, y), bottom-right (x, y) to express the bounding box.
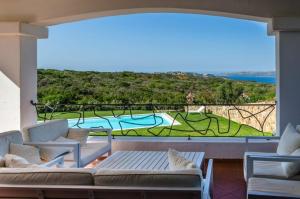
top-left (38, 13), bottom-right (275, 73)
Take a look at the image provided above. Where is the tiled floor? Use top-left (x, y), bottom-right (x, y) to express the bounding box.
top-left (212, 159), bottom-right (246, 199)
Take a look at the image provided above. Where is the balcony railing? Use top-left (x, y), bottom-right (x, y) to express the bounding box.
top-left (31, 101), bottom-right (276, 138)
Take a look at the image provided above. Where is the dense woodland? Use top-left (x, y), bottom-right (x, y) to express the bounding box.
top-left (37, 69), bottom-right (275, 105)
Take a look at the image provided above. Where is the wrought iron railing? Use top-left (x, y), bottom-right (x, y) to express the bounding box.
top-left (31, 101), bottom-right (276, 138)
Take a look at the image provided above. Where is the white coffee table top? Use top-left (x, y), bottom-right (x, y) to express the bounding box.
top-left (96, 151), bottom-right (205, 171)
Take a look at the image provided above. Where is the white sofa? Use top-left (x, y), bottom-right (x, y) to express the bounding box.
top-left (23, 119), bottom-right (112, 168)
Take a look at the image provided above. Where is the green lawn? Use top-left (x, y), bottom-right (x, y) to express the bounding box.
top-left (38, 111), bottom-right (272, 137)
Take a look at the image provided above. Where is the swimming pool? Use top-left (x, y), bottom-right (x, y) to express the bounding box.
top-left (68, 113), bottom-right (179, 131)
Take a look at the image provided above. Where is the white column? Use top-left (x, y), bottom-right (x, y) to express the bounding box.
top-left (0, 22), bottom-right (48, 132)
top-left (269, 18), bottom-right (300, 134)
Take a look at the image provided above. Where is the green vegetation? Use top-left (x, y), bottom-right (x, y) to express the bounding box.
top-left (38, 69), bottom-right (275, 105)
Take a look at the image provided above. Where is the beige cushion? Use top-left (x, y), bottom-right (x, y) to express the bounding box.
top-left (67, 128), bottom-right (89, 146)
top-left (9, 143), bottom-right (42, 164)
top-left (39, 136), bottom-right (75, 161)
top-left (168, 149), bottom-right (196, 170)
top-left (0, 168), bottom-right (95, 185)
top-left (94, 169), bottom-right (202, 187)
top-left (39, 146), bottom-right (70, 161)
top-left (0, 156), bottom-right (5, 167)
top-left (4, 154), bottom-right (42, 168)
top-left (282, 148), bottom-right (300, 178)
top-left (277, 123), bottom-right (300, 155)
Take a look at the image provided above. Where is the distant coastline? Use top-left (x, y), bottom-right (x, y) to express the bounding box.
top-left (217, 71), bottom-right (276, 84)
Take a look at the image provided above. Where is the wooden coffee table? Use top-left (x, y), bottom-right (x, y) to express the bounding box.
top-left (96, 151), bottom-right (205, 170)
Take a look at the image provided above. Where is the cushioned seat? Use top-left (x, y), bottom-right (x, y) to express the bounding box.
top-left (0, 168), bottom-right (95, 185)
top-left (248, 177), bottom-right (300, 199)
top-left (64, 142), bottom-right (110, 167)
top-left (94, 169), bottom-right (202, 187)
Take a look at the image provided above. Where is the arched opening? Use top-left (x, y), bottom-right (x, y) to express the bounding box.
top-left (37, 13), bottom-right (276, 138)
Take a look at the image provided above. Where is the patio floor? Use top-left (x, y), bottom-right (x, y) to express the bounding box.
top-left (211, 159), bottom-right (246, 199)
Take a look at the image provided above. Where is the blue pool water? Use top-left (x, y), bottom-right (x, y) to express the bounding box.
top-left (68, 113), bottom-right (174, 130)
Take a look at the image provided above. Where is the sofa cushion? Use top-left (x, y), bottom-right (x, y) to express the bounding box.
top-left (67, 128), bottom-right (89, 146)
top-left (94, 169), bottom-right (202, 187)
top-left (64, 142), bottom-right (110, 166)
top-left (282, 148), bottom-right (300, 178)
top-left (0, 168), bottom-right (95, 185)
top-left (10, 143), bottom-right (42, 164)
top-left (0, 131), bottom-right (23, 157)
top-left (277, 123), bottom-right (300, 155)
top-left (23, 119), bottom-right (69, 142)
top-left (168, 149), bottom-right (196, 170)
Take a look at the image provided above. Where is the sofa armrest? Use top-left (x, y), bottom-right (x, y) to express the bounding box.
top-left (246, 154), bottom-right (300, 181)
top-left (24, 142), bottom-right (81, 168)
top-left (202, 159), bottom-right (213, 199)
top-left (245, 136), bottom-right (280, 151)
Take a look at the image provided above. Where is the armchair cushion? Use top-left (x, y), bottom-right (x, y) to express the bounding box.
top-left (282, 148), bottom-right (300, 178)
top-left (0, 131), bottom-right (23, 157)
top-left (9, 143), bottom-right (42, 164)
top-left (39, 146), bottom-right (71, 162)
top-left (277, 123), bottom-right (300, 155)
top-left (67, 128), bottom-right (89, 146)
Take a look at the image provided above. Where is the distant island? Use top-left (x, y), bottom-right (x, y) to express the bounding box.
top-left (37, 69), bottom-right (275, 105)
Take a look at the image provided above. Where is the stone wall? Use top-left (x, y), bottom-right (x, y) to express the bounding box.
top-left (206, 102), bottom-right (276, 133)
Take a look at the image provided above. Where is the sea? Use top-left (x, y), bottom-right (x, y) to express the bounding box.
top-left (223, 75), bottom-right (276, 84)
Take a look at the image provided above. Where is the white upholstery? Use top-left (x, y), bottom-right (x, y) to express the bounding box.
top-left (23, 119), bottom-right (69, 142)
top-left (0, 168), bottom-right (95, 185)
top-left (248, 177), bottom-right (300, 198)
top-left (277, 123), bottom-right (300, 155)
top-left (64, 142), bottom-right (110, 167)
top-left (67, 128), bottom-right (89, 146)
top-left (9, 143), bottom-right (42, 164)
top-left (244, 152), bottom-right (300, 180)
top-left (282, 148), bottom-right (300, 178)
top-left (94, 169), bottom-right (202, 187)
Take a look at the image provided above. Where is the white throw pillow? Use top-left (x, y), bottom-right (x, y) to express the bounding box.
top-left (67, 129), bottom-right (89, 146)
top-left (282, 148), bottom-right (300, 178)
top-left (168, 149), bottom-right (196, 170)
top-left (9, 143), bottom-right (42, 164)
top-left (0, 156), bottom-right (5, 167)
top-left (4, 154), bottom-right (43, 168)
top-left (277, 123), bottom-right (300, 155)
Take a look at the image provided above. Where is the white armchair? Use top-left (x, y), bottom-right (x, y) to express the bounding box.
top-left (244, 123), bottom-right (300, 181)
top-left (23, 119), bottom-right (112, 168)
